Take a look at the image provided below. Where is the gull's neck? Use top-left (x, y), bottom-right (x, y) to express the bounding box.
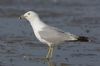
top-left (28, 17), bottom-right (47, 31)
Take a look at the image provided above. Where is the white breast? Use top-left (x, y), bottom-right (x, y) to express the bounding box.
top-left (28, 16), bottom-right (51, 45)
top-left (34, 28), bottom-right (50, 45)
top-left (30, 21), bottom-right (50, 45)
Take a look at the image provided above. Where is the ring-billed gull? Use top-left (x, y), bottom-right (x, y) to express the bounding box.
top-left (19, 11), bottom-right (89, 59)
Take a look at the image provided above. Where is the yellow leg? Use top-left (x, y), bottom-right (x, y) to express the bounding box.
top-left (49, 47), bottom-right (53, 58)
top-left (46, 46), bottom-right (51, 59)
top-left (46, 45), bottom-right (54, 59)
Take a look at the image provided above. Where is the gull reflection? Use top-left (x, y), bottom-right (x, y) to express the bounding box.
top-left (46, 59), bottom-right (56, 66)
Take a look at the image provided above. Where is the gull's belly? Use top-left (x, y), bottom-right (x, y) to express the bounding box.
top-left (34, 30), bottom-right (50, 45)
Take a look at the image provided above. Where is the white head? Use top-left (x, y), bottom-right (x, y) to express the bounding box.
top-left (20, 11), bottom-right (39, 22)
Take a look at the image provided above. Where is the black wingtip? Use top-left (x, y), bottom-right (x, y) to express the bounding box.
top-left (77, 36), bottom-right (89, 42)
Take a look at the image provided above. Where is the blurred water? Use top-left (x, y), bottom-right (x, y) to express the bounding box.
top-left (0, 0), bottom-right (100, 66)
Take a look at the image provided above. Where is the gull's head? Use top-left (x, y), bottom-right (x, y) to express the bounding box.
top-left (20, 11), bottom-right (39, 21)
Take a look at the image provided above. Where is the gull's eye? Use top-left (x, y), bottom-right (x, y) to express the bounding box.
top-left (27, 13), bottom-right (30, 15)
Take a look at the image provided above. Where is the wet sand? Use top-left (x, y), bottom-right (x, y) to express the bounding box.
top-left (0, 17), bottom-right (99, 66)
top-left (0, 0), bottom-right (100, 66)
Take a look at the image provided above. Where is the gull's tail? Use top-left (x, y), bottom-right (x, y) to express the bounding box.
top-left (77, 36), bottom-right (89, 42)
